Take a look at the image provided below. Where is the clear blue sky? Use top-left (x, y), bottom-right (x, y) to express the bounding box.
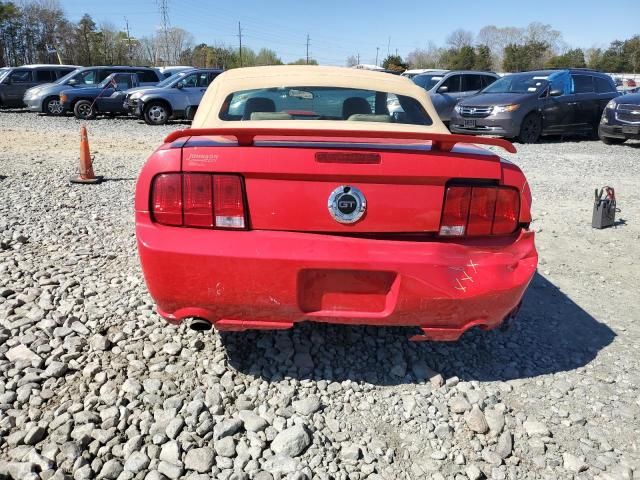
top-left (60, 0), bottom-right (640, 65)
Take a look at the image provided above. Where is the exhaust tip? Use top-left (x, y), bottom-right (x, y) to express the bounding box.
top-left (188, 318), bottom-right (213, 331)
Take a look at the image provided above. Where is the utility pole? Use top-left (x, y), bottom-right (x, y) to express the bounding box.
top-left (375, 47), bottom-right (379, 67)
top-left (387, 36), bottom-right (390, 57)
top-left (124, 17), bottom-right (132, 61)
top-left (306, 34), bottom-right (310, 65)
top-left (157, 0), bottom-right (170, 66)
top-left (357, 53), bottom-right (360, 65)
top-left (238, 22), bottom-right (243, 67)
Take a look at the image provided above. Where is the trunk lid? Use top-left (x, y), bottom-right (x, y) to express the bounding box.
top-left (180, 135), bottom-right (504, 233)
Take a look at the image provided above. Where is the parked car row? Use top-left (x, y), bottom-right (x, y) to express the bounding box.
top-left (1, 63), bottom-right (639, 144)
top-left (407, 68), bottom-right (639, 145)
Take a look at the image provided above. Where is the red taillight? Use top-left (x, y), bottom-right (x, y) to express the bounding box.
top-left (151, 173), bottom-right (246, 229)
top-left (439, 187), bottom-right (471, 237)
top-left (151, 174), bottom-right (182, 226)
top-left (493, 188), bottom-right (519, 235)
top-left (214, 175), bottom-right (246, 229)
top-left (467, 187), bottom-right (497, 236)
top-left (439, 185), bottom-right (520, 237)
top-left (183, 174), bottom-right (213, 227)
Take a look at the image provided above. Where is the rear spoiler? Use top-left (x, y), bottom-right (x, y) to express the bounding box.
top-left (164, 128), bottom-right (517, 154)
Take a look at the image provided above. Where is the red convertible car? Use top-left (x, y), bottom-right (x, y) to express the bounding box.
top-left (135, 66), bottom-right (537, 341)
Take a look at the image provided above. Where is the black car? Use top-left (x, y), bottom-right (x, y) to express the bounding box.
top-left (599, 92), bottom-right (640, 144)
top-left (59, 72), bottom-right (143, 119)
top-left (450, 69), bottom-right (620, 143)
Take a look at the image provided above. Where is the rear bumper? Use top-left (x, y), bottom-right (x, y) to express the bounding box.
top-left (136, 213), bottom-right (537, 341)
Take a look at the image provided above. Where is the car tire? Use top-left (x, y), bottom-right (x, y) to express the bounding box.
top-left (73, 100), bottom-right (97, 120)
top-left (517, 113), bottom-right (542, 144)
top-left (44, 96), bottom-right (64, 115)
top-left (143, 101), bottom-right (170, 126)
top-left (600, 136), bottom-right (626, 145)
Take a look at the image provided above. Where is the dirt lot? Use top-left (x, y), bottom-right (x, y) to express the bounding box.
top-left (0, 110), bottom-right (639, 480)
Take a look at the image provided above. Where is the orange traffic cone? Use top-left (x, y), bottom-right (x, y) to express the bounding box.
top-left (70, 125), bottom-right (102, 184)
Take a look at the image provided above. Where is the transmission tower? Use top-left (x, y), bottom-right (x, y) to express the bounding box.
top-left (157, 0), bottom-right (170, 65)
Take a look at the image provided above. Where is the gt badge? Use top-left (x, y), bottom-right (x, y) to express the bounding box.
top-left (328, 185), bottom-right (366, 224)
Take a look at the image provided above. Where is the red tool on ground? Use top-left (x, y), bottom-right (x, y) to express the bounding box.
top-left (70, 125), bottom-right (102, 184)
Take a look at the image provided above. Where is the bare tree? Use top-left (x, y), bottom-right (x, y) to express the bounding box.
top-left (525, 22), bottom-right (562, 53)
top-left (165, 27), bottom-right (193, 64)
top-left (446, 29), bottom-right (474, 50)
top-left (346, 55), bottom-right (358, 67)
top-left (406, 41), bottom-right (444, 68)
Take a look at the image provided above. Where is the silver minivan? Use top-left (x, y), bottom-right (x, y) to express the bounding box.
top-left (0, 64), bottom-right (77, 108)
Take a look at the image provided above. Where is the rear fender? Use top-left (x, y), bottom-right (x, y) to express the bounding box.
top-left (500, 160), bottom-right (532, 224)
top-left (135, 147), bottom-right (183, 213)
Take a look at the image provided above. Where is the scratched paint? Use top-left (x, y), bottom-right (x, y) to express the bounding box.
top-left (453, 259), bottom-right (479, 292)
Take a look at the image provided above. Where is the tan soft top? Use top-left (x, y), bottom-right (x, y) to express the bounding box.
top-left (192, 65), bottom-right (449, 134)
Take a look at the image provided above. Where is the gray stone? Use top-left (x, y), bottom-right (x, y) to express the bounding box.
top-left (5, 345), bottom-right (41, 363)
top-left (215, 436), bottom-right (236, 457)
top-left (449, 395), bottom-right (471, 414)
top-left (163, 342), bottom-right (182, 356)
top-left (124, 452), bottom-right (150, 473)
top-left (42, 361), bottom-right (67, 378)
top-left (165, 417), bottom-right (184, 439)
top-left (465, 405), bottom-right (489, 434)
top-left (270, 424), bottom-right (311, 457)
top-left (496, 431), bottom-right (512, 459)
top-left (160, 441), bottom-right (180, 465)
top-left (98, 459), bottom-right (123, 480)
top-left (563, 453), bottom-right (588, 473)
top-left (184, 447), bottom-right (215, 473)
top-left (482, 448), bottom-right (502, 466)
top-left (523, 420), bottom-right (550, 437)
top-left (292, 396), bottom-right (321, 416)
top-left (157, 460), bottom-right (183, 479)
top-left (213, 418), bottom-right (242, 440)
top-left (144, 472), bottom-right (167, 480)
top-left (90, 335), bottom-right (111, 351)
top-left (238, 411), bottom-right (268, 432)
top-left (341, 444), bottom-right (361, 461)
top-left (24, 426), bottom-right (47, 445)
top-left (485, 409), bottom-right (505, 434)
top-left (465, 464), bottom-right (483, 480)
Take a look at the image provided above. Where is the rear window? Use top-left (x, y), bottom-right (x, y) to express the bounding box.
top-left (219, 86), bottom-right (432, 125)
top-left (56, 68), bottom-right (75, 79)
top-left (572, 75), bottom-right (594, 93)
top-left (461, 75), bottom-right (483, 92)
top-left (136, 70), bottom-right (159, 83)
top-left (35, 70), bottom-right (55, 82)
top-left (594, 76), bottom-right (615, 93)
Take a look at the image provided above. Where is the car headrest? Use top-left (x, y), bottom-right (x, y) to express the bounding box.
top-left (342, 97), bottom-right (371, 119)
top-left (243, 97), bottom-right (276, 120)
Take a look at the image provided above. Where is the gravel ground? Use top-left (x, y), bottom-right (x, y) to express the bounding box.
top-left (0, 110), bottom-right (638, 480)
